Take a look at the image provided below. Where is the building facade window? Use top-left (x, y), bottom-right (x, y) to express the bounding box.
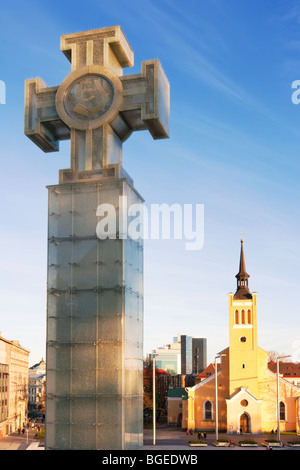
top-left (280, 401), bottom-right (285, 421)
top-left (234, 309), bottom-right (252, 325)
top-left (0, 364), bottom-right (9, 422)
top-left (247, 309), bottom-right (251, 324)
top-left (204, 400), bottom-right (212, 420)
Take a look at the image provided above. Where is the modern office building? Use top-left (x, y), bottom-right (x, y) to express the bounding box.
top-left (181, 335), bottom-right (193, 375)
top-left (192, 338), bottom-right (207, 375)
top-left (151, 333), bottom-right (207, 375)
top-left (154, 343), bottom-right (181, 374)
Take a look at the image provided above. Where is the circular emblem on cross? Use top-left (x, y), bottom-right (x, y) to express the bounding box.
top-left (64, 74), bottom-right (114, 121)
top-left (55, 65), bottom-right (123, 131)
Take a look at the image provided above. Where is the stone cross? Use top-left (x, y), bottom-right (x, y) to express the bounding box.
top-left (24, 26), bottom-right (170, 183)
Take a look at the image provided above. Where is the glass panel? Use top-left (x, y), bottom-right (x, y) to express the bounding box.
top-left (46, 179), bottom-right (143, 450)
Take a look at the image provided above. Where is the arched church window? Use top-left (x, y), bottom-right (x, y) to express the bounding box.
top-left (280, 401), bottom-right (285, 421)
top-left (247, 309), bottom-right (251, 324)
top-left (204, 400), bottom-right (212, 420)
top-left (241, 310), bottom-right (245, 324)
top-left (235, 310), bottom-right (239, 324)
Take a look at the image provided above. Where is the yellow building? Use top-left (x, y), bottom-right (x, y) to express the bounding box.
top-left (0, 334), bottom-right (30, 437)
top-left (180, 240), bottom-right (300, 434)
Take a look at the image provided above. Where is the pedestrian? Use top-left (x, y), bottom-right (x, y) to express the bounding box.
top-left (22, 428), bottom-right (25, 434)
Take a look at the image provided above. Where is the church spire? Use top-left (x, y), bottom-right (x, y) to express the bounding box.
top-left (234, 237), bottom-right (252, 300)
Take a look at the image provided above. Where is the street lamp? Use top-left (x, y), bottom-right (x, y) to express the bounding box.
top-left (152, 353), bottom-right (158, 446)
top-left (215, 354), bottom-right (226, 442)
top-left (276, 355), bottom-right (291, 444)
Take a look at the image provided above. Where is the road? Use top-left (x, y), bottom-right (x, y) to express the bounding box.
top-left (143, 425), bottom-right (300, 450)
top-left (0, 423), bottom-right (298, 451)
top-left (0, 426), bottom-right (44, 450)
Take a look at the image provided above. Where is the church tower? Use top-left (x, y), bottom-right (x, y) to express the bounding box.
top-left (228, 238), bottom-right (258, 397)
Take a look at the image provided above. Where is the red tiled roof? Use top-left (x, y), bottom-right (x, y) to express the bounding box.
top-left (268, 361), bottom-right (300, 378)
top-left (156, 368), bottom-right (170, 375)
top-left (196, 363), bottom-right (220, 379)
top-left (144, 368), bottom-right (170, 377)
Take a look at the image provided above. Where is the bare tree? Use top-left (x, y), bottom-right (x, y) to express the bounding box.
top-left (268, 350), bottom-right (291, 362)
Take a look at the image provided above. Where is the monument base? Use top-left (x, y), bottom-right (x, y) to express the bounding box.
top-left (45, 176), bottom-right (144, 450)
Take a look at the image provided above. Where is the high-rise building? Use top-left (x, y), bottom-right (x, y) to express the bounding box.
top-left (192, 338), bottom-right (207, 374)
top-left (151, 333), bottom-right (207, 375)
top-left (153, 342), bottom-right (181, 374)
top-left (181, 335), bottom-right (192, 375)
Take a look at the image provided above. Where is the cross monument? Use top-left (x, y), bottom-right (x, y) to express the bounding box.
top-left (25, 26), bottom-right (169, 183)
top-left (24, 26), bottom-right (169, 450)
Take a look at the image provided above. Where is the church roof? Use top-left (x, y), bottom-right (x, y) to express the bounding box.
top-left (225, 386), bottom-right (262, 404)
top-left (234, 238), bottom-right (252, 300)
top-left (234, 287), bottom-right (252, 300)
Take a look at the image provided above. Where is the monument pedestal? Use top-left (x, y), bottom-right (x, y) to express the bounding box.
top-left (45, 177), bottom-right (144, 450)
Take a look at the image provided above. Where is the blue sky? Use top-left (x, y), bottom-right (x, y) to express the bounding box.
top-left (0, 0), bottom-right (300, 366)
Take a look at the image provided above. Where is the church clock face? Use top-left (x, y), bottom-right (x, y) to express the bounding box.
top-left (64, 74), bottom-right (114, 122)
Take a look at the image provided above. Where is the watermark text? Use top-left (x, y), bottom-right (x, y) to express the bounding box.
top-left (0, 80), bottom-right (5, 104)
top-left (96, 197), bottom-right (204, 251)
